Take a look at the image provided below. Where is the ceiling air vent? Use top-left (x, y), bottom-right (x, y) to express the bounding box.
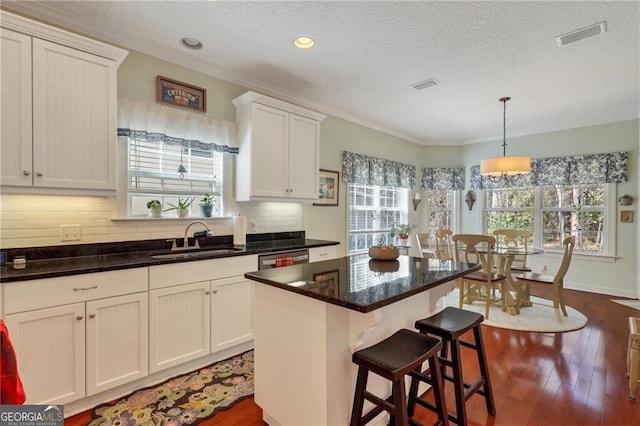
top-left (410, 78), bottom-right (440, 91)
top-left (556, 21), bottom-right (606, 47)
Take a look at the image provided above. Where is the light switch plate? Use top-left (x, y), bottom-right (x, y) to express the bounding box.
top-left (620, 210), bottom-right (634, 223)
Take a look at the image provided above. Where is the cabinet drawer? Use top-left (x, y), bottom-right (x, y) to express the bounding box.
top-left (309, 245), bottom-right (339, 262)
top-left (149, 255), bottom-right (258, 289)
top-left (3, 268), bottom-right (148, 314)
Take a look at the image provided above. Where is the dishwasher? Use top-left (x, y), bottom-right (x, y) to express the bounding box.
top-left (257, 249), bottom-right (309, 270)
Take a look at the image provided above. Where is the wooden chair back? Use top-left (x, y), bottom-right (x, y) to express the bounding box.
top-left (451, 233), bottom-right (496, 276)
top-left (415, 232), bottom-right (432, 257)
top-left (434, 228), bottom-right (453, 260)
top-left (492, 229), bottom-right (533, 271)
top-left (554, 235), bottom-right (575, 287)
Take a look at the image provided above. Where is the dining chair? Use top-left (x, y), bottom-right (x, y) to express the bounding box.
top-left (451, 234), bottom-right (507, 320)
top-left (434, 228), bottom-right (454, 261)
top-left (516, 235), bottom-right (575, 322)
top-left (415, 232), bottom-right (434, 258)
top-left (492, 229), bottom-right (533, 275)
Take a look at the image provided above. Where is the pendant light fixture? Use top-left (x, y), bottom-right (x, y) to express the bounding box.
top-left (480, 97), bottom-right (531, 176)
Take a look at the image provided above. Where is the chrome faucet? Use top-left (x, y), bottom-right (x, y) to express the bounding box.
top-left (168, 221), bottom-right (212, 251)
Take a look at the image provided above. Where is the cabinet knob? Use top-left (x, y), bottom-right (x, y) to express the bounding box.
top-left (22, 170), bottom-right (31, 176)
top-left (76, 315), bottom-right (83, 321)
top-left (35, 171), bottom-right (43, 177)
top-left (212, 289), bottom-right (218, 294)
top-left (205, 290), bottom-right (210, 295)
top-left (89, 313), bottom-right (96, 319)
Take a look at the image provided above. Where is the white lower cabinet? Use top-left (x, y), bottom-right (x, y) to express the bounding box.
top-left (149, 281), bottom-right (211, 373)
top-left (2, 268), bottom-right (148, 405)
top-left (148, 255), bottom-right (257, 374)
top-left (211, 276), bottom-right (254, 352)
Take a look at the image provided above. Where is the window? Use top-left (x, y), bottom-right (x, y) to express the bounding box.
top-left (348, 184), bottom-right (409, 254)
top-left (425, 190), bottom-right (454, 230)
top-left (541, 184), bottom-right (607, 252)
top-left (484, 183), bottom-right (613, 255)
top-left (128, 137), bottom-right (223, 217)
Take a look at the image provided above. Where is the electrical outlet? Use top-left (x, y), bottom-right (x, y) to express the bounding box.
top-left (249, 220), bottom-right (257, 232)
top-left (621, 210), bottom-right (634, 223)
top-left (60, 224), bottom-right (82, 241)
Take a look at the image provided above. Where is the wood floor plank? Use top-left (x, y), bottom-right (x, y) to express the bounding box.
top-left (65, 288), bottom-right (640, 425)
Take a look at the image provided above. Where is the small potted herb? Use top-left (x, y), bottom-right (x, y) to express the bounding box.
top-left (164, 197), bottom-right (194, 218)
top-left (146, 200), bottom-right (163, 218)
top-left (199, 193), bottom-right (216, 217)
top-left (390, 223), bottom-right (416, 246)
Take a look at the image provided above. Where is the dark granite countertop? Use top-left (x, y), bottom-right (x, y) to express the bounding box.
top-left (245, 254), bottom-right (481, 313)
top-left (0, 231), bottom-right (338, 283)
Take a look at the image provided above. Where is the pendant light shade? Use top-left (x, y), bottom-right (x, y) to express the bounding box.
top-left (480, 97), bottom-right (531, 176)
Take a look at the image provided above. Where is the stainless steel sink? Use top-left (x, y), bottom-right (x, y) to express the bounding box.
top-left (151, 248), bottom-right (242, 260)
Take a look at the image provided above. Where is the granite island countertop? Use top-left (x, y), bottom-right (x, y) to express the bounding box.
top-left (0, 232), bottom-right (339, 283)
top-left (245, 253), bottom-right (481, 313)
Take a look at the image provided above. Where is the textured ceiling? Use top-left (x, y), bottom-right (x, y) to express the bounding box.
top-left (3, 1), bottom-right (639, 145)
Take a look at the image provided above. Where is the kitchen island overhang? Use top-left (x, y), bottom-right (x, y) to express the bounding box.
top-left (245, 254), bottom-right (481, 426)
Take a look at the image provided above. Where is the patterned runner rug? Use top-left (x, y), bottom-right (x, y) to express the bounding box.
top-left (89, 350), bottom-right (254, 426)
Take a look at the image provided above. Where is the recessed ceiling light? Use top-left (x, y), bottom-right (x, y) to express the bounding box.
top-left (556, 21), bottom-right (606, 47)
top-left (294, 36), bottom-right (315, 49)
top-left (181, 37), bottom-right (203, 50)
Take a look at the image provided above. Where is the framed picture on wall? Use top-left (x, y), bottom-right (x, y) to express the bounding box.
top-left (314, 169), bottom-right (339, 206)
top-left (156, 75), bottom-right (207, 112)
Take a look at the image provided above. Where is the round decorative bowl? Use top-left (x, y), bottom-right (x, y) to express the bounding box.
top-left (368, 246), bottom-right (400, 261)
top-left (369, 259), bottom-right (400, 273)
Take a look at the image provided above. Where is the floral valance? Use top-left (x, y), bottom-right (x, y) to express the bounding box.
top-left (421, 167), bottom-right (464, 191)
top-left (342, 151), bottom-right (416, 188)
top-left (117, 97), bottom-right (238, 154)
top-left (470, 151), bottom-right (628, 190)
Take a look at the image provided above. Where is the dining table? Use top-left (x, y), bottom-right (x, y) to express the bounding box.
top-left (486, 245), bottom-right (544, 314)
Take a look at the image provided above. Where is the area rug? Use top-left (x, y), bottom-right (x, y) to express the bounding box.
top-left (88, 350), bottom-right (254, 426)
top-left (441, 289), bottom-right (588, 333)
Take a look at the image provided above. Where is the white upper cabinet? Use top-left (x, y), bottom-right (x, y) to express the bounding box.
top-left (233, 91), bottom-right (326, 202)
top-left (0, 11), bottom-right (127, 194)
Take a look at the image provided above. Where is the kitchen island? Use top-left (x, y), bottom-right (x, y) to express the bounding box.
top-left (245, 254), bottom-right (481, 425)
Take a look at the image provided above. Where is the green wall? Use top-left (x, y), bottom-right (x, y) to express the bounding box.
top-left (118, 49), bottom-right (638, 297)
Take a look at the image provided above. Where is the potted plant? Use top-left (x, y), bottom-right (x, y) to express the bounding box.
top-left (391, 223), bottom-right (416, 246)
top-left (368, 238), bottom-right (400, 261)
top-left (146, 200), bottom-right (163, 218)
top-left (199, 193), bottom-right (216, 217)
top-left (164, 197), bottom-right (194, 218)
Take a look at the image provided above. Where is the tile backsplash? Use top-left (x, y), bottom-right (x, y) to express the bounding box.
top-left (0, 194), bottom-right (302, 248)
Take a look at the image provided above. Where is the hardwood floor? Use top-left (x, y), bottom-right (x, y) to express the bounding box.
top-left (66, 287), bottom-right (640, 425)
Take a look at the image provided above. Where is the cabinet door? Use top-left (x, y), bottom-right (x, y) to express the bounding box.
top-left (0, 28), bottom-right (32, 187)
top-left (250, 103), bottom-right (289, 198)
top-left (4, 303), bottom-right (85, 405)
top-left (211, 276), bottom-right (254, 352)
top-left (32, 39), bottom-right (117, 190)
top-left (85, 293), bottom-right (148, 395)
top-left (288, 114), bottom-right (320, 200)
top-left (149, 281), bottom-right (211, 373)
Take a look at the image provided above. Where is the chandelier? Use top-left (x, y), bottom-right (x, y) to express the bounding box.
top-left (480, 97), bottom-right (531, 176)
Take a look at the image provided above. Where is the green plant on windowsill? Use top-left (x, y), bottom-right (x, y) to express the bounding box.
top-left (164, 197), bottom-right (194, 218)
top-left (390, 223), bottom-right (416, 239)
top-left (199, 193), bottom-right (216, 217)
top-left (146, 200), bottom-right (163, 218)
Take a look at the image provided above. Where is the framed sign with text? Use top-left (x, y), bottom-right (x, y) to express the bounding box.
top-left (156, 75), bottom-right (206, 112)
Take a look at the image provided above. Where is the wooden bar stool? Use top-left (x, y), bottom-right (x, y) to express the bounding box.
top-left (350, 329), bottom-right (449, 426)
top-left (413, 307), bottom-right (495, 425)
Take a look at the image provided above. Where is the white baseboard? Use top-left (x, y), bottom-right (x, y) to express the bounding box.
top-left (564, 281), bottom-right (638, 299)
